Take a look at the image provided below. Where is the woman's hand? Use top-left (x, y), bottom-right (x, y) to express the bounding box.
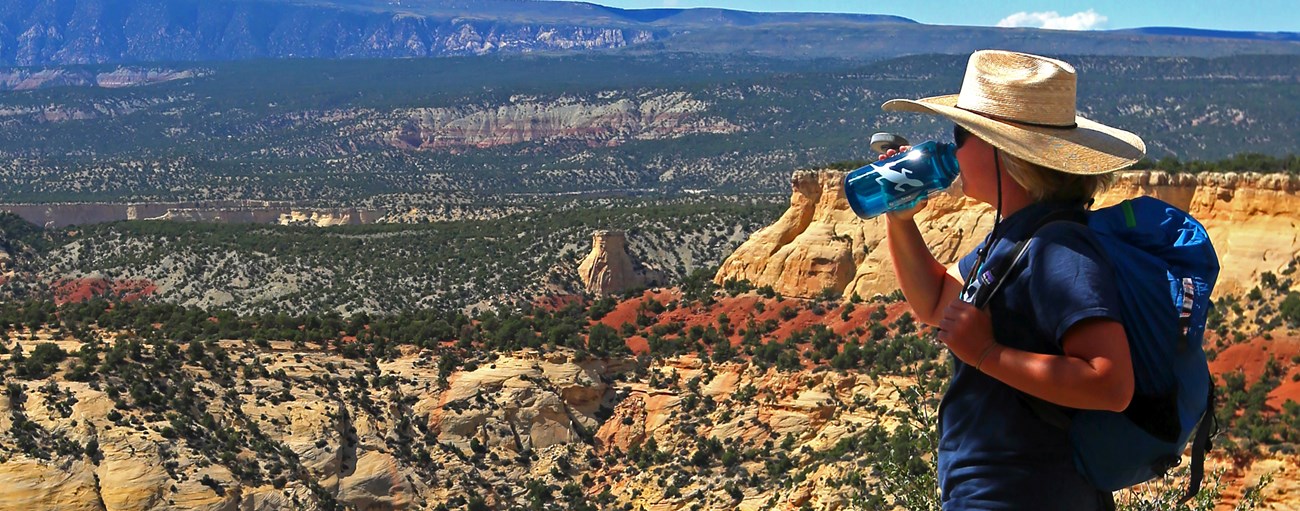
top-left (877, 145), bottom-right (912, 161)
top-left (938, 300), bottom-right (997, 366)
top-left (886, 200), bottom-right (928, 222)
top-left (878, 145), bottom-right (929, 221)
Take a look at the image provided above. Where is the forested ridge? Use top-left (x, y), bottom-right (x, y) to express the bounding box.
top-left (1, 54), bottom-right (1296, 202)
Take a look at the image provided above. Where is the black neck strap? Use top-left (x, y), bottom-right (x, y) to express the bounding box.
top-left (963, 148), bottom-right (1006, 296)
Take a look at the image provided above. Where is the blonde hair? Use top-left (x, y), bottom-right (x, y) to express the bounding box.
top-left (998, 151), bottom-right (1114, 202)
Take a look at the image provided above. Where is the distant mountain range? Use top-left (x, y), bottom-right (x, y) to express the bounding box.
top-left (1, 0), bottom-right (1297, 66)
top-left (1117, 27), bottom-right (1300, 41)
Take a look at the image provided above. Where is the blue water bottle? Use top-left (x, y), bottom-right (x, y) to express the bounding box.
top-left (844, 140), bottom-right (960, 219)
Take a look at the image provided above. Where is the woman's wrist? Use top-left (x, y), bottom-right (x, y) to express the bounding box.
top-left (885, 211), bottom-right (917, 224)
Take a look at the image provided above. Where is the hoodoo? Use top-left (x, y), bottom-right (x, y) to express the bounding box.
top-left (578, 230), bottom-right (645, 296)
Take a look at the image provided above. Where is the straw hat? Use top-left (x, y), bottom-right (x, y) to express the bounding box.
top-left (883, 50), bottom-right (1145, 175)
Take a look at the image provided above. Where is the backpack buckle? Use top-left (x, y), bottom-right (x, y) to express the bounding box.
top-left (1155, 454), bottom-right (1180, 476)
top-left (1178, 277), bottom-right (1196, 352)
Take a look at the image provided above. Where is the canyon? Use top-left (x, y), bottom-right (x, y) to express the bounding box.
top-left (0, 2), bottom-right (1295, 508)
top-left (2, 167), bottom-right (1299, 508)
top-left (2, 286), bottom-right (1296, 510)
top-left (2, 54), bottom-right (1295, 203)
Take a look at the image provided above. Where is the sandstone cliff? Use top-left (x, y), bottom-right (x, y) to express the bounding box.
top-left (716, 170), bottom-right (1300, 300)
top-left (387, 92), bottom-right (740, 151)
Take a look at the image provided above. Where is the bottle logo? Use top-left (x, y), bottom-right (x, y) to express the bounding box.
top-left (876, 158), bottom-right (925, 193)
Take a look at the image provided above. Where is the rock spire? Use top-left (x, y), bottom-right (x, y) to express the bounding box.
top-left (578, 230), bottom-right (647, 296)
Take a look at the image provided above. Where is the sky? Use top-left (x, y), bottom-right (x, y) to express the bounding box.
top-left (573, 0), bottom-right (1300, 33)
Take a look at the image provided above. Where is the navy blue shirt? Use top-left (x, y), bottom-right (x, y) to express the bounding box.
top-left (939, 200), bottom-right (1122, 510)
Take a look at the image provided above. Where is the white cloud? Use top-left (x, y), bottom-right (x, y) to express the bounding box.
top-left (996, 9), bottom-right (1108, 31)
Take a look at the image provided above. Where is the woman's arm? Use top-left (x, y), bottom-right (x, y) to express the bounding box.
top-left (940, 302), bottom-right (1135, 411)
top-left (880, 144), bottom-right (965, 327)
top-left (885, 214), bottom-right (965, 327)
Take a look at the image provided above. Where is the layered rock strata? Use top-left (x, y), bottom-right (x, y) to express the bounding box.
top-left (388, 92), bottom-right (740, 151)
top-left (716, 170), bottom-right (1300, 300)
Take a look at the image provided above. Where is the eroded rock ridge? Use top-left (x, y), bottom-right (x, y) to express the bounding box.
top-left (716, 170), bottom-right (1300, 299)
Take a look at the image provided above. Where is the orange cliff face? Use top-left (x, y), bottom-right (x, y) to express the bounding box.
top-left (1101, 172), bottom-right (1300, 297)
top-left (716, 170), bottom-right (1300, 300)
top-left (713, 168), bottom-right (992, 300)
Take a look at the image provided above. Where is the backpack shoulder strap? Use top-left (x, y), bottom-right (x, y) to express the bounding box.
top-left (962, 208), bottom-right (1088, 309)
top-left (962, 234), bottom-right (1034, 308)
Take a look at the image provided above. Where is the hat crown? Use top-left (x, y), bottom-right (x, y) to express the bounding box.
top-left (955, 50), bottom-right (1077, 127)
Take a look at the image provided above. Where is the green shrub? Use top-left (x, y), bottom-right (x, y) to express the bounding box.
top-left (1279, 293), bottom-right (1300, 327)
top-left (17, 343), bottom-right (67, 380)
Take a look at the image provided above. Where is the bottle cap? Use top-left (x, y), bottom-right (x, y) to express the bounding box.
top-left (870, 132), bottom-right (910, 154)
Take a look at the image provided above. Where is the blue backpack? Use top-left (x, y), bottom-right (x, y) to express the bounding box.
top-left (975, 196), bottom-right (1219, 501)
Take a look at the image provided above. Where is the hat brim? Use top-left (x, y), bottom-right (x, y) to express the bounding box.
top-left (883, 95), bottom-right (1145, 175)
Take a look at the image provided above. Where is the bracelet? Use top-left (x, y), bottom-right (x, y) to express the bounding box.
top-left (975, 341), bottom-right (999, 372)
